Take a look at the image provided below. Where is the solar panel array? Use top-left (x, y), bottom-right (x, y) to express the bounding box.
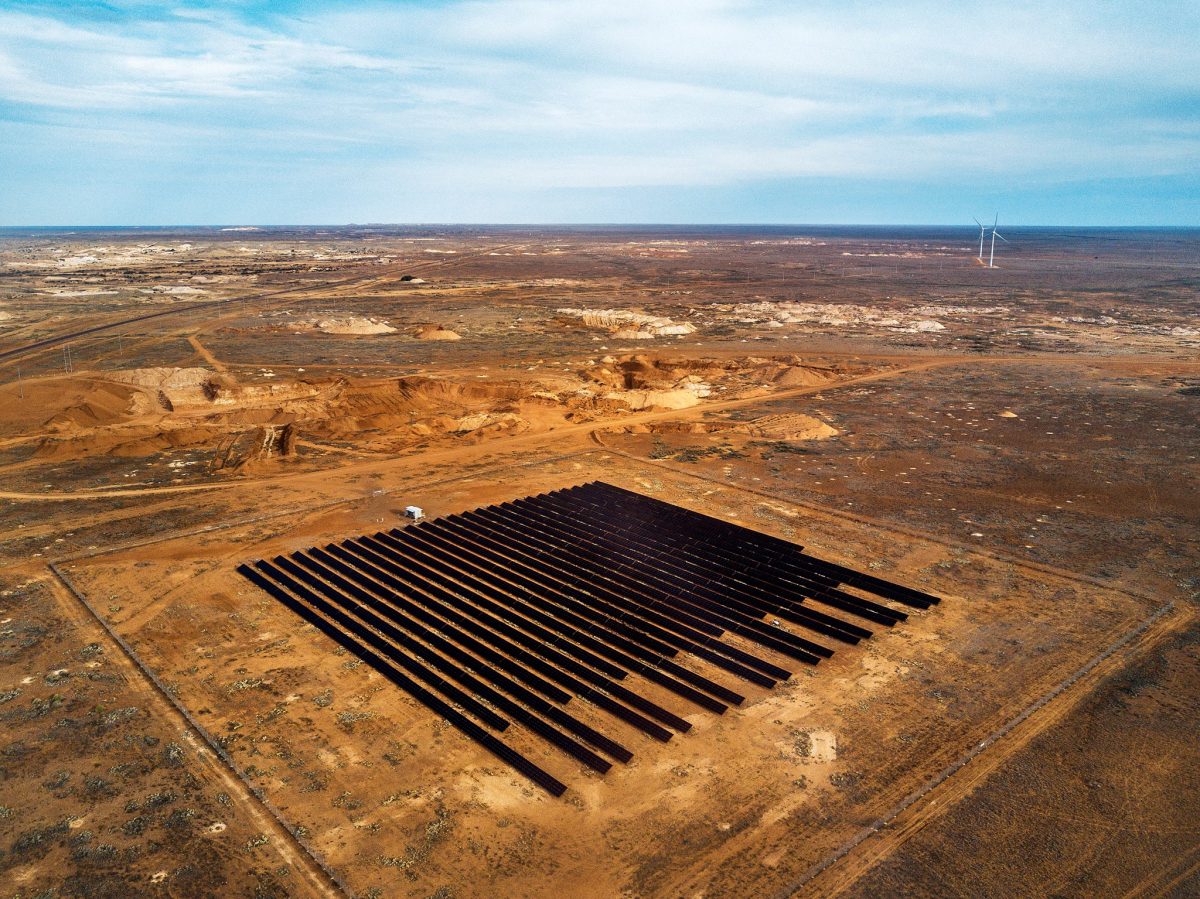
top-left (237, 481), bottom-right (939, 796)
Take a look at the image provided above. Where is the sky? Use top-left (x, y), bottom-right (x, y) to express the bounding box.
top-left (0, 0), bottom-right (1197, 225)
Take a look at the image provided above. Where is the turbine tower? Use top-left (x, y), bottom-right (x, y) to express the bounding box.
top-left (988, 215), bottom-right (1008, 268)
top-left (973, 217), bottom-right (987, 262)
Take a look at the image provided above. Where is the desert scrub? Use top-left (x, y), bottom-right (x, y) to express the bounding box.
top-left (300, 771), bottom-right (329, 794)
top-left (648, 437), bottom-right (672, 459)
top-left (336, 709), bottom-right (374, 731)
top-left (753, 439), bottom-right (814, 459)
top-left (122, 814), bottom-right (153, 836)
top-left (332, 791), bottom-right (363, 811)
top-left (244, 833), bottom-right (270, 851)
top-left (378, 803), bottom-right (455, 879)
top-left (162, 741), bottom-right (185, 766)
top-left (12, 819), bottom-right (71, 858)
top-left (101, 706), bottom-right (139, 727)
top-left (257, 702), bottom-right (288, 725)
top-left (228, 677), bottom-right (265, 692)
top-left (164, 807), bottom-right (197, 829)
top-left (28, 693), bottom-right (65, 717)
top-left (674, 444), bottom-right (743, 462)
top-left (144, 790), bottom-right (178, 809)
top-left (84, 774), bottom-right (116, 797)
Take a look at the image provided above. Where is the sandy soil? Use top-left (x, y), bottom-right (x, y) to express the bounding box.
top-left (842, 614), bottom-right (1200, 898)
top-left (0, 225), bottom-right (1196, 897)
top-left (0, 570), bottom-right (330, 897)
top-left (52, 452), bottom-right (1164, 897)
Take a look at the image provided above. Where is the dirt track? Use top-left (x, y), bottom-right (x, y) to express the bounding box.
top-left (791, 602), bottom-right (1186, 897)
top-left (47, 568), bottom-right (345, 897)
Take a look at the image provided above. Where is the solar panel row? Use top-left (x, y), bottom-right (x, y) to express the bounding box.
top-left (585, 483), bottom-right (939, 608)
top-left (275, 553), bottom-right (615, 774)
top-left (310, 546), bottom-right (569, 703)
top-left (413, 514), bottom-right (789, 683)
top-left (354, 534), bottom-right (693, 734)
top-left (454, 506), bottom-right (825, 663)
top-left (549, 486), bottom-right (904, 631)
top-left (495, 493), bottom-right (861, 648)
top-left (299, 548), bottom-right (633, 763)
top-left (368, 529), bottom-right (734, 712)
top-left (235, 482), bottom-right (938, 795)
top-left (236, 562), bottom-right (567, 797)
top-left (331, 539), bottom-right (676, 741)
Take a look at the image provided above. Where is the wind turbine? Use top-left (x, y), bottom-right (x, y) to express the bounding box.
top-left (988, 214), bottom-right (1008, 268)
top-left (973, 217), bottom-right (987, 262)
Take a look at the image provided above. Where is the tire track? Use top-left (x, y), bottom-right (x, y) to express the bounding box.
top-left (779, 602), bottom-right (1183, 898)
top-left (47, 563), bottom-right (351, 898)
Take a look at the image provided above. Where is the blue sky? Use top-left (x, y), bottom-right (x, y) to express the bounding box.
top-left (0, 0), bottom-right (1197, 225)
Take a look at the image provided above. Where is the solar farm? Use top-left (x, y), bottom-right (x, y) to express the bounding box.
top-left (238, 481), bottom-right (938, 796)
top-left (44, 457), bottom-right (1167, 897)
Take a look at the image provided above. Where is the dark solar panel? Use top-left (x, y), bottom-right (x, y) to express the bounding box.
top-left (235, 481), bottom-right (939, 796)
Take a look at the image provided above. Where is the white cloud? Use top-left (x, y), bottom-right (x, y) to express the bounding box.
top-left (0, 0), bottom-right (1196, 221)
top-left (0, 9), bottom-right (411, 108)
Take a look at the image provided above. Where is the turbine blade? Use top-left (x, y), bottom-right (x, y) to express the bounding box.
top-left (995, 232), bottom-right (1009, 242)
top-left (973, 217), bottom-right (983, 227)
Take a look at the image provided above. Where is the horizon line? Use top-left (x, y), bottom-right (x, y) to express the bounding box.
top-left (2, 222), bottom-right (1198, 231)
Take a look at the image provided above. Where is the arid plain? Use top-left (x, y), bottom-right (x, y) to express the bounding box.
top-left (1, 226), bottom-right (1197, 898)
